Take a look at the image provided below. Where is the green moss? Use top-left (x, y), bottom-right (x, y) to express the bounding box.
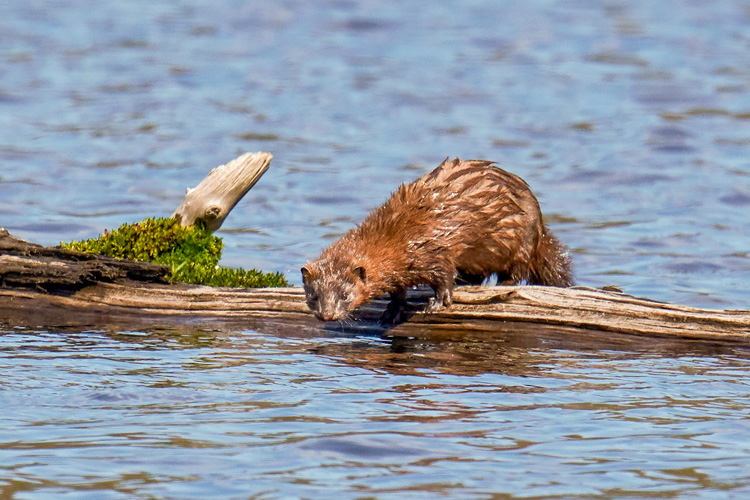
top-left (61, 217), bottom-right (288, 288)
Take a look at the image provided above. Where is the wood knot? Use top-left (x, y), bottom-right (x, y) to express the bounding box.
top-left (204, 206), bottom-right (222, 221)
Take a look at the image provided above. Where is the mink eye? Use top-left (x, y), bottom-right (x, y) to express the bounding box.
top-left (342, 291), bottom-right (351, 302)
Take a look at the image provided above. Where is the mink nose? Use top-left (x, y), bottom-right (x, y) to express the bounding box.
top-left (319, 313), bottom-right (334, 321)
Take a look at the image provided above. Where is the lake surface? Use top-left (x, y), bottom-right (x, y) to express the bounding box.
top-left (2, 0), bottom-right (750, 498)
top-left (2, 326), bottom-right (750, 499)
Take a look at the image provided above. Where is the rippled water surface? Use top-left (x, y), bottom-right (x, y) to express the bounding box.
top-left (2, 0), bottom-right (749, 307)
top-left (2, 0), bottom-right (750, 498)
top-left (2, 327), bottom-right (750, 499)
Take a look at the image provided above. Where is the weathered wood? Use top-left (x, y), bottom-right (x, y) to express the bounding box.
top-left (171, 151), bottom-right (272, 231)
top-left (376, 286), bottom-right (750, 342)
top-left (0, 151), bottom-right (271, 292)
top-left (0, 228), bottom-right (168, 291)
top-left (1, 272), bottom-right (748, 344)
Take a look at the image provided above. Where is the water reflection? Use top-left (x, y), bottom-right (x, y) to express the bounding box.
top-left (313, 322), bottom-right (749, 378)
top-left (35, 319), bottom-right (750, 380)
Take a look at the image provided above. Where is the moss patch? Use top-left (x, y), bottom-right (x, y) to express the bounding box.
top-left (61, 217), bottom-right (288, 288)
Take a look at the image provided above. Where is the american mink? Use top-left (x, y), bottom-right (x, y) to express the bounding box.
top-left (301, 158), bottom-right (573, 322)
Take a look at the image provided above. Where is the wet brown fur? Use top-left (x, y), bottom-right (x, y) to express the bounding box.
top-left (301, 158), bottom-right (573, 322)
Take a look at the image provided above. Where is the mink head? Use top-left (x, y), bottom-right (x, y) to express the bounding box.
top-left (300, 261), bottom-right (368, 321)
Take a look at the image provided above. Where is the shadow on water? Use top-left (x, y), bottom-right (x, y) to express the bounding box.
top-left (18, 316), bottom-right (749, 379)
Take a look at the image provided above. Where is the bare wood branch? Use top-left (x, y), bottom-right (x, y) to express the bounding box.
top-left (0, 151), bottom-right (271, 292)
top-left (378, 286), bottom-right (750, 342)
top-left (171, 151), bottom-right (272, 231)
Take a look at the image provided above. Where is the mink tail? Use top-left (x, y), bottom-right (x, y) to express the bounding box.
top-left (528, 230), bottom-right (574, 287)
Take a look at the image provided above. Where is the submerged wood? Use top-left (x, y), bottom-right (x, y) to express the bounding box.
top-left (171, 151), bottom-right (272, 231)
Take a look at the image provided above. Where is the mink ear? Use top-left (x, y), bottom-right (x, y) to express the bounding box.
top-left (300, 266), bottom-right (312, 285)
top-left (352, 266), bottom-right (367, 283)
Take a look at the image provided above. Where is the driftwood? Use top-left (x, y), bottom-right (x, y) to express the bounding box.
top-left (171, 152), bottom-right (272, 231)
top-left (0, 224), bottom-right (748, 346)
top-left (0, 273), bottom-right (749, 344)
top-left (1, 150), bottom-right (749, 346)
top-left (0, 228), bottom-right (168, 291)
top-left (0, 150), bottom-right (275, 290)
top-left (0, 151), bottom-right (273, 292)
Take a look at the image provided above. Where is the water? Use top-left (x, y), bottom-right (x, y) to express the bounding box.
top-left (2, 0), bottom-right (750, 498)
top-left (2, 0), bottom-right (749, 308)
top-left (2, 326), bottom-right (750, 499)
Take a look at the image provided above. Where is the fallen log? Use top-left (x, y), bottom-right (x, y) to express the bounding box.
top-left (1, 151), bottom-right (275, 292)
top-left (1, 261), bottom-right (748, 345)
top-left (1, 150), bottom-right (748, 345)
top-left (0, 228), bottom-right (168, 291)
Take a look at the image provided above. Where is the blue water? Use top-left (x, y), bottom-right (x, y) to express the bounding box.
top-left (2, 327), bottom-right (750, 499)
top-left (2, 0), bottom-right (749, 308)
top-left (2, 1), bottom-right (750, 498)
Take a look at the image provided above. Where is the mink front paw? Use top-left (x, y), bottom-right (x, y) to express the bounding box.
top-left (380, 295), bottom-right (408, 324)
top-left (424, 297), bottom-right (446, 314)
top-left (425, 287), bottom-right (452, 314)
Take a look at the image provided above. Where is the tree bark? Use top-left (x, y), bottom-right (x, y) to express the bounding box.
top-left (0, 228), bottom-right (168, 291)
